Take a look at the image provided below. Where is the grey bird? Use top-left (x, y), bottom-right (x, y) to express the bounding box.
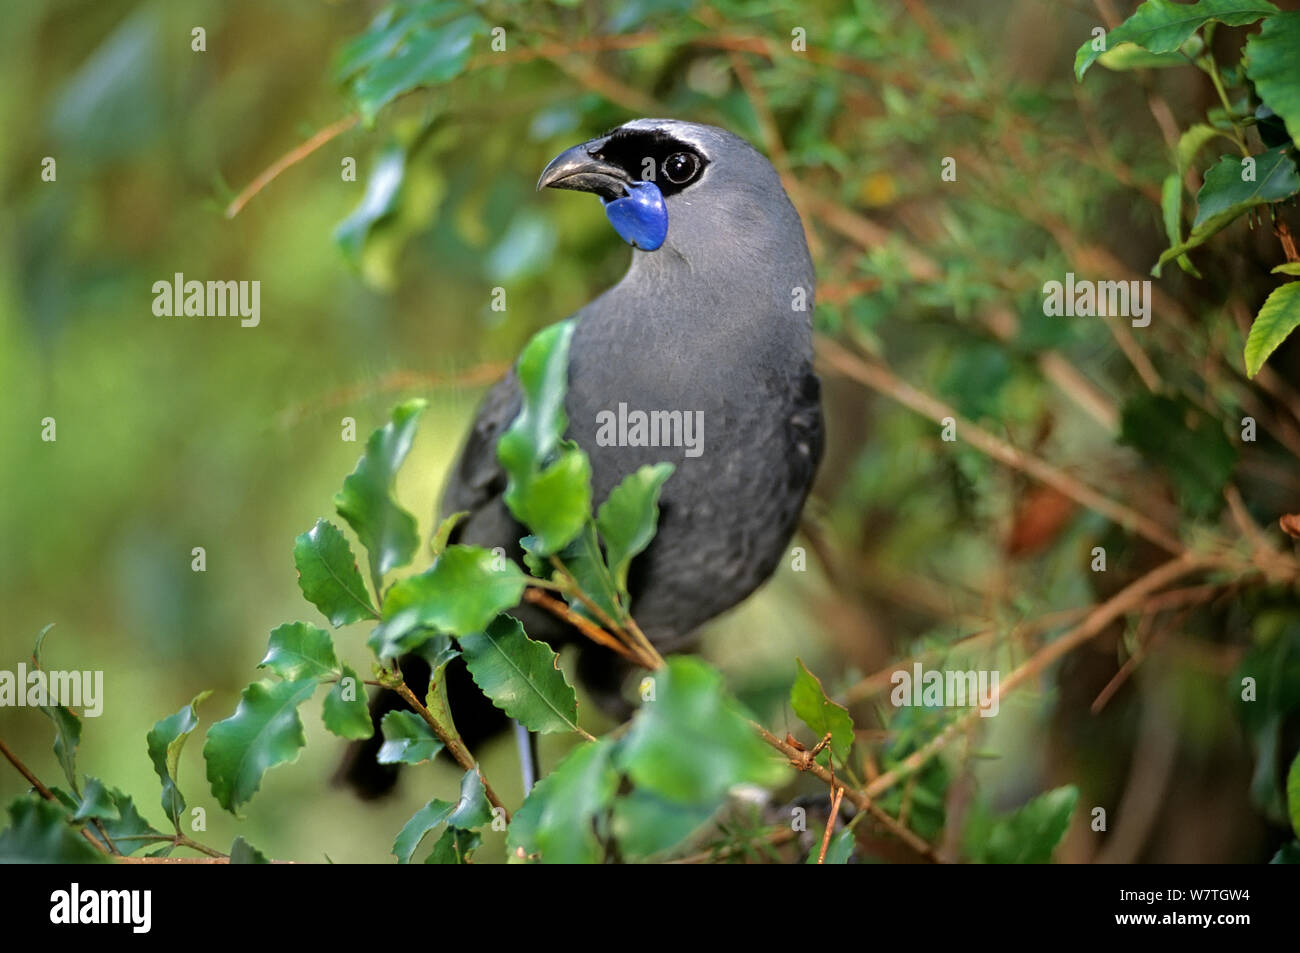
top-left (341, 118), bottom-right (823, 797)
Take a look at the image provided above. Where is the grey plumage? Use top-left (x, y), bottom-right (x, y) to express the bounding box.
top-left (340, 119), bottom-right (821, 796)
top-left (445, 118), bottom-right (822, 662)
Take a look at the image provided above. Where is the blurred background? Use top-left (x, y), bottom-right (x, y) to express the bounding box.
top-left (2, 0), bottom-right (1299, 863)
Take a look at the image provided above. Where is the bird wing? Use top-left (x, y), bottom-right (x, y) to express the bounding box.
top-left (439, 369), bottom-right (522, 521)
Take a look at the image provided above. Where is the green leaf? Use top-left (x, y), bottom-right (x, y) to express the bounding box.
top-left (505, 445), bottom-right (593, 556)
top-left (377, 710), bottom-right (443, 765)
top-left (429, 510), bottom-right (467, 557)
top-left (293, 519), bottom-right (378, 626)
top-left (965, 785), bottom-right (1079, 863)
top-left (1246, 11), bottom-right (1300, 143)
top-left (258, 622), bottom-right (340, 681)
top-left (1272, 262), bottom-right (1300, 276)
top-left (790, 659), bottom-right (855, 766)
top-left (610, 790), bottom-right (716, 860)
top-left (1097, 38), bottom-right (1201, 70)
top-left (99, 788), bottom-right (167, 856)
top-left (71, 777), bottom-right (119, 823)
top-left (203, 678), bottom-right (318, 814)
top-left (334, 399), bottom-right (426, 589)
top-left (323, 665), bottom-right (373, 740)
top-left (421, 638), bottom-right (464, 747)
top-left (1287, 750), bottom-right (1300, 840)
top-left (230, 836), bottom-right (270, 863)
top-left (39, 704), bottom-right (82, 795)
top-left (0, 797), bottom-right (107, 863)
top-left (369, 545), bottom-right (527, 657)
top-left (498, 320), bottom-right (592, 554)
top-left (459, 615), bottom-right (580, 734)
top-left (1075, 0), bottom-right (1279, 80)
top-left (1272, 841), bottom-right (1300, 863)
top-left (351, 14), bottom-right (484, 123)
top-left (557, 523), bottom-right (623, 622)
top-left (146, 690), bottom-right (210, 827)
top-left (32, 622), bottom-right (55, 667)
top-left (424, 826), bottom-right (481, 864)
top-left (508, 738), bottom-right (618, 864)
top-left (1156, 147), bottom-right (1300, 273)
top-left (619, 657), bottom-right (789, 805)
top-left (806, 827), bottom-right (855, 863)
top-left (1119, 392), bottom-right (1236, 517)
top-left (597, 462), bottom-right (675, 597)
top-left (1245, 281), bottom-right (1300, 378)
top-left (392, 767), bottom-right (492, 863)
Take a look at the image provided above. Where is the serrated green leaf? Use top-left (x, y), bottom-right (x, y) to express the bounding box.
top-left (99, 788), bottom-right (167, 856)
top-left (146, 690), bottom-right (210, 827)
top-left (597, 463), bottom-right (674, 597)
top-left (424, 825), bottom-right (481, 864)
top-left (71, 777), bottom-right (119, 823)
top-left (1245, 281), bottom-right (1300, 377)
top-left (230, 835), bottom-right (270, 864)
top-left (508, 738), bottom-right (618, 864)
top-left (1076, 0), bottom-right (1278, 80)
top-left (323, 665), bottom-right (373, 740)
top-left (377, 710), bottom-right (443, 765)
top-left (39, 704), bottom-right (82, 795)
top-left (370, 545), bottom-right (527, 657)
top-left (965, 785), bottom-right (1079, 863)
top-left (1156, 147), bottom-right (1300, 273)
top-left (618, 657), bottom-right (789, 805)
top-left (393, 767), bottom-right (492, 863)
top-left (459, 614), bottom-right (580, 734)
top-left (505, 444), bottom-right (592, 556)
top-left (294, 519), bottom-right (378, 626)
top-left (1119, 392), bottom-right (1236, 517)
top-left (498, 320), bottom-right (592, 554)
top-left (203, 679), bottom-right (318, 814)
top-left (334, 399), bottom-right (426, 589)
top-left (557, 523), bottom-right (623, 622)
top-left (258, 622), bottom-right (340, 681)
top-left (1246, 11), bottom-right (1300, 143)
top-left (0, 797), bottom-right (107, 863)
top-left (790, 659), bottom-right (855, 766)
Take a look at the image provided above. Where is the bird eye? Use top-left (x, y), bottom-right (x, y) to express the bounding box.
top-left (662, 152), bottom-right (699, 185)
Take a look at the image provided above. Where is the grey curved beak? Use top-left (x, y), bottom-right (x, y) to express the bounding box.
top-left (537, 139), bottom-right (631, 201)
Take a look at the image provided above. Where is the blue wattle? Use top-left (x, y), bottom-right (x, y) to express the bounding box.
top-left (602, 180), bottom-right (668, 251)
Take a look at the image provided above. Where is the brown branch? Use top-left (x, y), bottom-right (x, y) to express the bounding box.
top-left (391, 681), bottom-right (514, 818)
top-left (224, 114), bottom-right (359, 219)
top-left (816, 336), bottom-right (1186, 554)
top-left (523, 588), bottom-right (638, 663)
top-left (864, 551), bottom-right (1213, 800)
top-left (1, 737), bottom-right (107, 854)
top-left (816, 784), bottom-right (847, 864)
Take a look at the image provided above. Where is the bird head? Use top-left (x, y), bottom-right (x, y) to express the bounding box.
top-left (537, 119), bottom-right (809, 279)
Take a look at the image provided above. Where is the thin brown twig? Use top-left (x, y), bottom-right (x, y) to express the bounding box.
top-left (816, 336), bottom-right (1186, 554)
top-left (1, 737), bottom-right (107, 854)
top-left (225, 114), bottom-right (360, 219)
top-left (391, 681), bottom-right (515, 818)
top-left (523, 588), bottom-right (638, 662)
top-left (864, 551), bottom-right (1213, 800)
top-left (816, 784), bottom-right (846, 864)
